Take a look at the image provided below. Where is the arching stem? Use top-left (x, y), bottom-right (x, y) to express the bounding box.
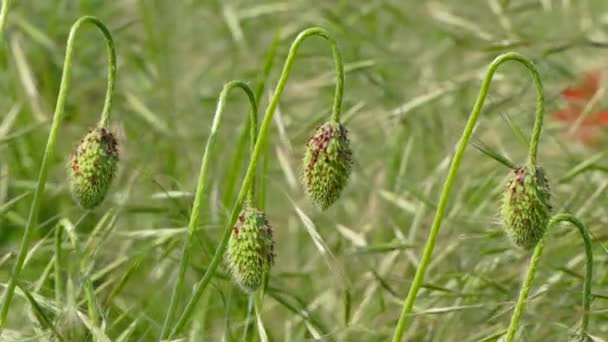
top-left (0, 16), bottom-right (116, 329)
top-left (158, 81), bottom-right (257, 339)
top-left (168, 26), bottom-right (345, 337)
top-left (392, 52), bottom-right (545, 341)
top-left (506, 213), bottom-right (593, 341)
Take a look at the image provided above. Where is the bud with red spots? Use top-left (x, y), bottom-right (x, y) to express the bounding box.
top-left (501, 165), bottom-right (552, 249)
top-left (302, 121), bottom-right (352, 210)
top-left (68, 127), bottom-right (118, 209)
top-left (225, 206), bottom-right (275, 292)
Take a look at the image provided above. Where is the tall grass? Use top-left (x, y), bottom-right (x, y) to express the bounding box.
top-left (0, 2), bottom-right (607, 340)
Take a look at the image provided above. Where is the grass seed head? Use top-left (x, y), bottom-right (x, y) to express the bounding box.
top-left (501, 165), bottom-right (551, 249)
top-left (302, 121), bottom-right (352, 210)
top-left (55, 308), bottom-right (86, 342)
top-left (68, 127), bottom-right (118, 209)
top-left (225, 206), bottom-right (275, 293)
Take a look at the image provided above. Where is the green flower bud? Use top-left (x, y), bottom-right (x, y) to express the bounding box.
top-left (302, 121), bottom-right (352, 210)
top-left (226, 206), bottom-right (275, 292)
top-left (69, 127), bottom-right (118, 209)
top-left (501, 165), bottom-right (552, 249)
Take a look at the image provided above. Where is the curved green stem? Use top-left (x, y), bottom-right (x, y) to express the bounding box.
top-left (247, 84), bottom-right (258, 203)
top-left (392, 52), bottom-right (545, 341)
top-left (506, 213), bottom-right (593, 341)
top-left (0, 16), bottom-right (116, 330)
top-left (158, 81), bottom-right (257, 340)
top-left (168, 26), bottom-right (345, 337)
top-left (0, 0), bottom-right (11, 42)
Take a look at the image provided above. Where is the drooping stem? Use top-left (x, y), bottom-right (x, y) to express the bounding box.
top-left (94, 20), bottom-right (116, 128)
top-left (0, 16), bottom-right (116, 329)
top-left (247, 84), bottom-right (258, 204)
top-left (158, 81), bottom-right (257, 339)
top-left (392, 52), bottom-right (545, 341)
top-left (506, 213), bottom-right (593, 341)
top-left (168, 26), bottom-right (345, 337)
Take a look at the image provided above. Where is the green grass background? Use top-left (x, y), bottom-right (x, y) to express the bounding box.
top-left (1, 0), bottom-right (608, 340)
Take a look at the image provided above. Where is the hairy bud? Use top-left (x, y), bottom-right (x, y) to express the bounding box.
top-left (302, 121), bottom-right (352, 210)
top-left (69, 127), bottom-right (118, 209)
top-left (226, 206), bottom-right (275, 292)
top-left (501, 165), bottom-right (552, 249)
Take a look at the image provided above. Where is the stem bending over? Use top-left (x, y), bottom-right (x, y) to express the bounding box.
top-left (392, 52), bottom-right (545, 341)
top-left (0, 16), bottom-right (116, 329)
top-left (506, 213), bottom-right (593, 341)
top-left (159, 81), bottom-right (257, 339)
top-left (168, 26), bottom-right (345, 337)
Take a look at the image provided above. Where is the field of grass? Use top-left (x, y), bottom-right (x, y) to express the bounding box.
top-left (1, 0), bottom-right (608, 341)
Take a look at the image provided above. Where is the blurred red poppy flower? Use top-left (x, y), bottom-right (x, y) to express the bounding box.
top-left (551, 71), bottom-right (608, 146)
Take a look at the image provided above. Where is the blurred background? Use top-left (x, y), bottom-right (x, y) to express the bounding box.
top-left (1, 0), bottom-right (608, 340)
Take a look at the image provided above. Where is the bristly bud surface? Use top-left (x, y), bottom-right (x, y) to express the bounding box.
top-left (226, 206), bottom-right (275, 293)
top-left (501, 165), bottom-right (552, 249)
top-left (69, 127), bottom-right (118, 209)
top-left (302, 121), bottom-right (352, 210)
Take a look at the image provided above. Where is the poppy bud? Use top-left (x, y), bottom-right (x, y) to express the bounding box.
top-left (302, 121), bottom-right (352, 210)
top-left (501, 165), bottom-right (552, 249)
top-left (68, 127), bottom-right (118, 209)
top-left (226, 206), bottom-right (275, 292)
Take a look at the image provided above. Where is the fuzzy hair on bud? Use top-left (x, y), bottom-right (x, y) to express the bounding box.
top-left (302, 121), bottom-right (352, 210)
top-left (69, 127), bottom-right (118, 209)
top-left (225, 206), bottom-right (275, 293)
top-left (501, 165), bottom-right (552, 249)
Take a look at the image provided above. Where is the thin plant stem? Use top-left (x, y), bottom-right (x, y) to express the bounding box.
top-left (0, 0), bottom-right (11, 42)
top-left (392, 52), bottom-right (545, 341)
top-left (241, 295), bottom-right (255, 341)
top-left (505, 240), bottom-right (544, 341)
top-left (222, 33), bottom-right (278, 209)
top-left (247, 84), bottom-right (258, 204)
top-left (506, 213), bottom-right (593, 341)
top-left (169, 26), bottom-right (345, 337)
top-left (62, 219), bottom-right (102, 337)
top-left (254, 291), bottom-right (268, 341)
top-left (54, 224), bottom-right (64, 305)
top-left (158, 81), bottom-right (258, 339)
top-left (0, 16), bottom-right (116, 330)
top-left (256, 34), bottom-right (280, 294)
